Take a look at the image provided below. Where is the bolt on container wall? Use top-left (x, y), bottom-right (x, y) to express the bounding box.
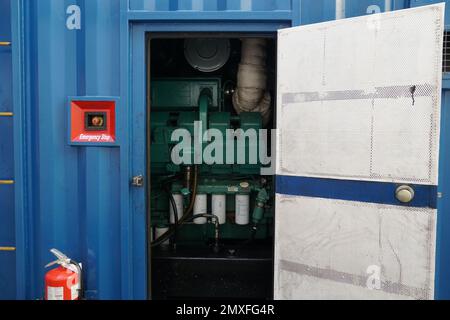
top-left (5, 0), bottom-right (450, 301)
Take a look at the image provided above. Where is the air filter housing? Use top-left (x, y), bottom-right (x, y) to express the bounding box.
top-left (184, 38), bottom-right (231, 73)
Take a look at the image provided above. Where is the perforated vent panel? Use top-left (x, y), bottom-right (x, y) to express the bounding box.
top-left (276, 4), bottom-right (444, 185)
top-left (275, 4), bottom-right (444, 300)
top-left (443, 31), bottom-right (450, 73)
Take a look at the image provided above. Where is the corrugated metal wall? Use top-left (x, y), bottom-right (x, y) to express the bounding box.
top-left (2, 0), bottom-right (450, 300)
top-left (21, 0), bottom-right (123, 300)
top-left (0, 0), bottom-right (15, 300)
top-left (129, 0), bottom-right (292, 11)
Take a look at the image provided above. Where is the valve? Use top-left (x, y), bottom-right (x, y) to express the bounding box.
top-left (252, 188), bottom-right (270, 225)
top-left (45, 249), bottom-right (78, 273)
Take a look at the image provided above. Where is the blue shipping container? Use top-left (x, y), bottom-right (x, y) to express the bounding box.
top-left (1, 0), bottom-right (450, 300)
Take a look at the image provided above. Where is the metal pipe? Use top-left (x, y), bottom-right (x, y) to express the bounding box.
top-left (0, 42), bottom-right (11, 46)
top-left (151, 212), bottom-right (220, 250)
top-left (198, 90), bottom-right (211, 164)
top-left (184, 165), bottom-right (198, 217)
top-left (0, 112), bottom-right (13, 117)
top-left (192, 214), bottom-right (220, 252)
top-left (184, 166), bottom-right (193, 189)
top-left (150, 166), bottom-right (199, 247)
top-left (336, 0), bottom-right (346, 20)
top-left (0, 180), bottom-right (14, 185)
top-left (233, 38), bottom-right (271, 126)
top-left (385, 0), bottom-right (392, 12)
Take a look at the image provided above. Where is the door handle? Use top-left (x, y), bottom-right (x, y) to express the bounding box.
top-left (131, 175), bottom-right (144, 188)
top-left (395, 185), bottom-right (415, 203)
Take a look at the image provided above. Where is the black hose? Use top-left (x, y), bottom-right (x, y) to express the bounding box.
top-left (166, 187), bottom-right (179, 246)
top-left (183, 165), bottom-right (198, 218)
top-left (151, 166), bottom-right (199, 247)
top-left (151, 214), bottom-right (219, 248)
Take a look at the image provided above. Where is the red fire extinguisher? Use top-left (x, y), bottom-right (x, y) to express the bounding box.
top-left (44, 249), bottom-right (83, 300)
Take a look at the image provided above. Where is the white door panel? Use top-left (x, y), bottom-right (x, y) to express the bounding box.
top-left (274, 195), bottom-right (436, 300)
top-left (276, 4), bottom-right (443, 184)
top-left (279, 99), bottom-right (373, 179)
top-left (275, 4), bottom-right (444, 300)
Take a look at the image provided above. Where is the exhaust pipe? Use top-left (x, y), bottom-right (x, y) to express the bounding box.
top-left (232, 38), bottom-right (271, 126)
top-left (336, 0), bottom-right (346, 20)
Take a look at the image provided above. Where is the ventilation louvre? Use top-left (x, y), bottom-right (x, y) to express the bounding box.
top-left (443, 31), bottom-right (450, 73)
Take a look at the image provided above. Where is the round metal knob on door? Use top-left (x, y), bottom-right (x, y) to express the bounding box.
top-left (395, 185), bottom-right (415, 203)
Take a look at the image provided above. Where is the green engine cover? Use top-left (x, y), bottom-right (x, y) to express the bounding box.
top-left (150, 111), bottom-right (263, 174)
top-left (149, 78), bottom-right (272, 242)
top-left (151, 78), bottom-right (221, 110)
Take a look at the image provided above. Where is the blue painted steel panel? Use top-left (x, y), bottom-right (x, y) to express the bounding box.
top-left (0, 0), bottom-right (15, 301)
top-left (129, 0), bottom-right (292, 11)
top-left (0, 186), bottom-right (15, 300)
top-left (29, 0), bottom-right (83, 300)
top-left (299, 0), bottom-right (409, 25)
top-left (4, 0), bottom-right (450, 300)
top-left (0, 250), bottom-right (16, 300)
top-left (0, 118), bottom-right (13, 179)
top-left (411, 0), bottom-right (450, 27)
top-left (436, 87), bottom-right (450, 300)
top-left (82, 0), bottom-right (122, 300)
top-left (346, 0), bottom-right (390, 17)
top-left (0, 45), bottom-right (12, 113)
top-left (0, 186), bottom-right (14, 245)
top-left (129, 24), bottom-right (148, 299)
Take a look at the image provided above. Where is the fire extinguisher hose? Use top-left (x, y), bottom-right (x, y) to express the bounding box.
top-left (69, 259), bottom-right (84, 300)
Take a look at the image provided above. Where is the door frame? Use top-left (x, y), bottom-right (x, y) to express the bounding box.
top-left (123, 10), bottom-right (450, 301)
top-left (125, 20), bottom-right (291, 299)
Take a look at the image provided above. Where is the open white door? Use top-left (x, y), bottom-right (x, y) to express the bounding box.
top-left (275, 4), bottom-right (444, 300)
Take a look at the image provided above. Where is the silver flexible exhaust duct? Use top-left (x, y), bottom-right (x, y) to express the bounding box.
top-left (232, 38), bottom-right (271, 126)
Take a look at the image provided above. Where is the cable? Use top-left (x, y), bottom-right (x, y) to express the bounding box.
top-left (184, 165), bottom-right (198, 218)
top-left (165, 185), bottom-right (179, 246)
top-left (151, 166), bottom-right (199, 247)
top-left (151, 213), bottom-right (220, 249)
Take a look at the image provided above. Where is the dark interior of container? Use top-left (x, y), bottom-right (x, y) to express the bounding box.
top-left (146, 35), bottom-right (277, 300)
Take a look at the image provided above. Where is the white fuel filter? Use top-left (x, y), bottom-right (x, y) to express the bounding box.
top-left (154, 226), bottom-right (170, 245)
top-left (169, 194), bottom-right (184, 224)
top-left (193, 194), bottom-right (208, 225)
top-left (235, 194), bottom-right (250, 225)
top-left (212, 194), bottom-right (226, 225)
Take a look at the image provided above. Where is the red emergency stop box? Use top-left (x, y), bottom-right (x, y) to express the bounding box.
top-left (69, 98), bottom-right (117, 145)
